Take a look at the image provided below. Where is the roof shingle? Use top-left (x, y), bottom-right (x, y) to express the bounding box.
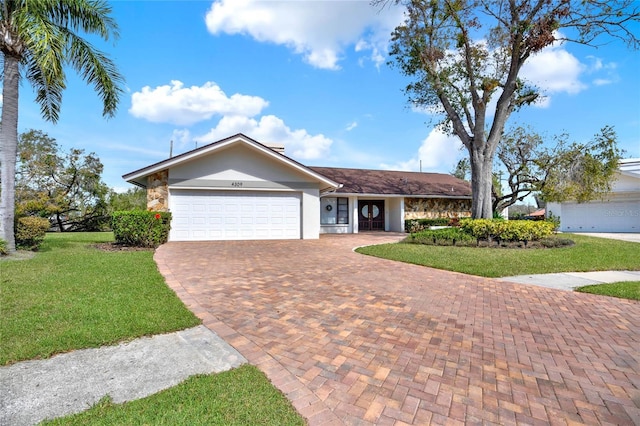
top-left (310, 167), bottom-right (471, 197)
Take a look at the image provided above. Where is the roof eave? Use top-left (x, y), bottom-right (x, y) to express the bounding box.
top-left (323, 192), bottom-right (472, 199)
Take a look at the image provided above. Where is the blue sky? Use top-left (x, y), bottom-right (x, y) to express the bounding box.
top-left (10, 0), bottom-right (640, 192)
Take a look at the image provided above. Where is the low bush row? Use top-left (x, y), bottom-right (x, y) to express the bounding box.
top-left (408, 227), bottom-right (476, 246)
top-left (2, 211), bottom-right (172, 254)
top-left (112, 211), bottom-right (172, 248)
top-left (459, 218), bottom-right (555, 243)
top-left (407, 218), bottom-right (559, 248)
top-left (405, 217), bottom-right (458, 233)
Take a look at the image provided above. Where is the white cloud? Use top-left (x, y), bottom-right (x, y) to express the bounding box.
top-left (197, 115), bottom-right (333, 160)
top-left (522, 45), bottom-right (586, 95)
top-left (205, 0), bottom-right (403, 70)
top-left (346, 121), bottom-right (358, 131)
top-left (520, 36), bottom-right (587, 106)
top-left (380, 129), bottom-right (463, 173)
top-left (586, 56), bottom-right (618, 86)
top-left (129, 80), bottom-right (269, 126)
top-left (592, 78), bottom-right (613, 86)
top-left (171, 129), bottom-right (192, 148)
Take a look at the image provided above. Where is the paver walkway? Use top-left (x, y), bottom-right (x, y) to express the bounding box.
top-left (155, 234), bottom-right (640, 425)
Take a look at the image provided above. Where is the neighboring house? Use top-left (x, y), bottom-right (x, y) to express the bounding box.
top-left (524, 208), bottom-right (545, 220)
top-left (547, 158), bottom-right (640, 233)
top-left (123, 133), bottom-right (471, 241)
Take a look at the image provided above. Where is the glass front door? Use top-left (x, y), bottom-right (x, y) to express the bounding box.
top-left (358, 200), bottom-right (385, 231)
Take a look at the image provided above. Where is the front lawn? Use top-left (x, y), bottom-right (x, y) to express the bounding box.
top-left (356, 234), bottom-right (640, 278)
top-left (1, 232), bottom-right (305, 425)
top-left (575, 281), bottom-right (640, 301)
top-left (43, 364), bottom-right (305, 426)
top-left (0, 232), bottom-right (200, 365)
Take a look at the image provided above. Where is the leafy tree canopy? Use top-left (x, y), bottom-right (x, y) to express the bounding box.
top-left (15, 129), bottom-right (110, 231)
top-left (494, 125), bottom-right (623, 213)
top-left (107, 187), bottom-right (147, 212)
top-left (380, 0), bottom-right (639, 219)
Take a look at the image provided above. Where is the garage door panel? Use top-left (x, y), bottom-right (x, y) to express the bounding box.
top-left (561, 200), bottom-right (640, 232)
top-left (169, 190), bottom-right (301, 241)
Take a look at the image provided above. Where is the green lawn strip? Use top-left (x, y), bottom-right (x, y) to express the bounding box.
top-left (1, 232), bottom-right (200, 365)
top-left (575, 281), bottom-right (640, 301)
top-left (355, 234), bottom-right (640, 278)
top-left (42, 364), bottom-right (305, 426)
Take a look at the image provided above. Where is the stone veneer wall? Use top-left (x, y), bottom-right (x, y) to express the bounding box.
top-left (404, 198), bottom-right (471, 220)
top-left (147, 170), bottom-right (169, 212)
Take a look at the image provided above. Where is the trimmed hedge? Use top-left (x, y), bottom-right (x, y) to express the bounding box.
top-left (459, 218), bottom-right (555, 243)
top-left (407, 227), bottom-right (476, 246)
top-left (15, 216), bottom-right (50, 251)
top-left (112, 211), bottom-right (172, 248)
top-left (405, 218), bottom-right (456, 233)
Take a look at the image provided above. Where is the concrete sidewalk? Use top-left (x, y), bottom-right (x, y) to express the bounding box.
top-left (498, 270), bottom-right (640, 291)
top-left (0, 326), bottom-right (246, 426)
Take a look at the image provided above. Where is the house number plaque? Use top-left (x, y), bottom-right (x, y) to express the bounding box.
top-left (231, 181), bottom-right (243, 187)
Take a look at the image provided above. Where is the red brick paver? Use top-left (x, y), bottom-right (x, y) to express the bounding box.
top-left (154, 234), bottom-right (640, 425)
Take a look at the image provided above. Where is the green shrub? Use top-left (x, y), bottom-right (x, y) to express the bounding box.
top-left (460, 218), bottom-right (555, 244)
top-left (112, 211), bottom-right (172, 248)
top-left (405, 218), bottom-right (453, 233)
top-left (15, 216), bottom-right (50, 251)
top-left (0, 239), bottom-right (7, 256)
top-left (407, 227), bottom-right (476, 246)
top-left (546, 212), bottom-right (561, 232)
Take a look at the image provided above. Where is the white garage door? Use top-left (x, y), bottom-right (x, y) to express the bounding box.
top-left (169, 190), bottom-right (301, 241)
top-left (560, 200), bottom-right (640, 232)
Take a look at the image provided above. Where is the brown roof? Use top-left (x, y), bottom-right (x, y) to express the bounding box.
top-left (310, 167), bottom-right (471, 197)
top-left (527, 209), bottom-right (546, 217)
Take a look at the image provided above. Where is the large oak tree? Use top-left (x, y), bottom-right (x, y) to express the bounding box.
top-left (1, 0), bottom-right (123, 252)
top-left (494, 125), bottom-right (622, 213)
top-left (382, 0), bottom-right (639, 218)
top-left (16, 129), bottom-right (109, 232)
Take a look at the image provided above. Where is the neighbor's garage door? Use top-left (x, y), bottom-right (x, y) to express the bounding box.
top-left (169, 189), bottom-right (301, 241)
top-left (560, 200), bottom-right (640, 232)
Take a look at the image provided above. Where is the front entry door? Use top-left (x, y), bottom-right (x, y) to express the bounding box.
top-left (358, 200), bottom-right (385, 231)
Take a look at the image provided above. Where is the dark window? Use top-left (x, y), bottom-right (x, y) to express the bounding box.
top-left (321, 197), bottom-right (349, 225)
top-left (337, 197), bottom-right (349, 224)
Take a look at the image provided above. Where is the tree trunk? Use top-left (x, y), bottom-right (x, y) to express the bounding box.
top-left (469, 146), bottom-right (494, 218)
top-left (0, 55), bottom-right (20, 252)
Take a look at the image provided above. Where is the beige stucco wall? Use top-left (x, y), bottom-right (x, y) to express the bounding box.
top-left (170, 144), bottom-right (316, 184)
top-left (147, 170), bottom-right (169, 212)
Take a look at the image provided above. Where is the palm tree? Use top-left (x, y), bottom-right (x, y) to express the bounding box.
top-left (0, 0), bottom-right (123, 252)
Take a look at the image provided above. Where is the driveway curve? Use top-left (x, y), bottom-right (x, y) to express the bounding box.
top-left (155, 234), bottom-right (640, 425)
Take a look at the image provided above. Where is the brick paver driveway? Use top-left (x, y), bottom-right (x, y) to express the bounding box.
top-left (155, 234), bottom-right (640, 425)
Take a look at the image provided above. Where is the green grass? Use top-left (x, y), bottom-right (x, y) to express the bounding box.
top-left (0, 232), bottom-right (200, 365)
top-left (42, 364), bottom-right (305, 426)
top-left (356, 234), bottom-right (640, 278)
top-left (575, 281), bottom-right (640, 301)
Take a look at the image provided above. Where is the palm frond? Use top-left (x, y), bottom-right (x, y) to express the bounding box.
top-left (43, 0), bottom-right (119, 40)
top-left (64, 30), bottom-right (123, 117)
top-left (2, 0), bottom-right (123, 121)
top-left (23, 50), bottom-right (65, 122)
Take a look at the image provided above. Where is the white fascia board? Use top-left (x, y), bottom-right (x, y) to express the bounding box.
top-left (618, 170), bottom-right (640, 180)
top-left (323, 193), bottom-right (472, 199)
